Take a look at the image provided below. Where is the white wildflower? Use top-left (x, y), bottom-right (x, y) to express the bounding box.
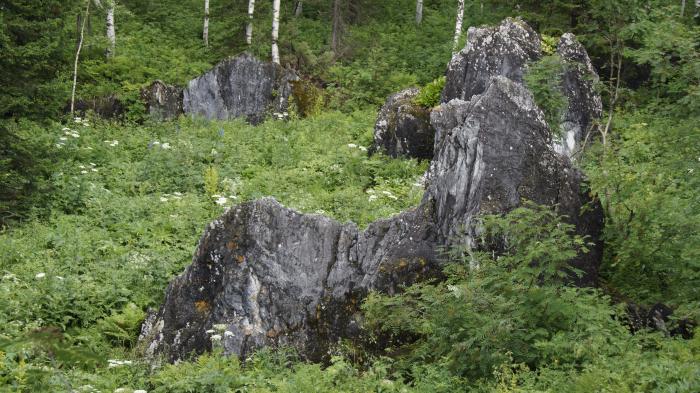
top-left (55, 144), bottom-right (63, 148)
top-left (224, 330), bottom-right (234, 337)
top-left (55, 276), bottom-right (64, 280)
top-left (35, 272), bottom-right (46, 279)
top-left (387, 195), bottom-right (398, 200)
top-left (134, 390), bottom-right (147, 393)
top-left (81, 170), bottom-right (88, 174)
top-left (358, 146), bottom-right (368, 152)
top-left (89, 163), bottom-right (96, 166)
top-left (62, 127), bottom-right (70, 131)
top-left (160, 197), bottom-right (168, 202)
top-left (347, 143), bottom-right (357, 148)
top-left (213, 323), bottom-right (227, 332)
top-left (368, 195), bottom-right (378, 202)
top-left (59, 137), bottom-right (68, 141)
top-left (381, 191), bottom-right (393, 196)
top-left (108, 359), bottom-right (133, 368)
top-left (91, 168), bottom-right (98, 172)
top-left (215, 197), bottom-right (228, 206)
top-left (152, 141), bottom-right (160, 145)
top-left (74, 117), bottom-right (82, 123)
top-left (211, 194), bottom-right (222, 199)
top-left (205, 329), bottom-right (215, 334)
top-left (366, 189), bottom-right (375, 194)
top-left (114, 389), bottom-right (128, 393)
top-left (210, 334), bottom-right (222, 341)
top-left (173, 192), bottom-right (182, 196)
top-left (161, 143), bottom-right (171, 149)
top-left (79, 165), bottom-right (85, 169)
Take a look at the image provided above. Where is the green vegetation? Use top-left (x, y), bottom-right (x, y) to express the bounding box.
top-left (1, 0), bottom-right (699, 391)
top-left (524, 54), bottom-right (568, 136)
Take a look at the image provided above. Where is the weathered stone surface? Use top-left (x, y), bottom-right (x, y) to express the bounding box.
top-left (140, 198), bottom-right (438, 362)
top-left (183, 53), bottom-right (297, 124)
top-left (441, 18), bottom-right (541, 103)
top-left (70, 95), bottom-right (124, 119)
top-left (370, 88), bottom-right (435, 159)
top-left (140, 20), bottom-right (604, 363)
top-left (554, 33), bottom-right (603, 157)
top-left (141, 80), bottom-right (183, 121)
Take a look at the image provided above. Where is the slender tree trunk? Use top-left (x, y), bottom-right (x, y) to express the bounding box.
top-left (203, 0), bottom-right (209, 47)
top-left (331, 0), bottom-right (343, 54)
top-left (452, 0), bottom-right (465, 53)
top-left (106, 2), bottom-right (115, 57)
top-left (294, 1), bottom-right (303, 17)
top-left (681, 0), bottom-right (686, 16)
top-left (416, 0), bottom-right (423, 24)
top-left (71, 0), bottom-right (91, 116)
top-left (246, 0), bottom-right (255, 45)
top-left (271, 0), bottom-right (280, 64)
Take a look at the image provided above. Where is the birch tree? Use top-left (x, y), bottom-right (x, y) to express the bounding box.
top-left (294, 1), bottom-right (303, 17)
top-left (271, 0), bottom-right (280, 64)
top-left (452, 0), bottom-right (465, 53)
top-left (246, 0), bottom-right (255, 45)
top-left (416, 0), bottom-right (423, 24)
top-left (71, 0), bottom-right (91, 115)
top-left (106, 1), bottom-right (115, 57)
top-left (331, 0), bottom-right (343, 54)
top-left (203, 0), bottom-right (210, 47)
top-left (92, 0), bottom-right (115, 58)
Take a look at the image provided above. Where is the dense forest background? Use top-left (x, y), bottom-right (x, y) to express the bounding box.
top-left (1, 0), bottom-right (699, 391)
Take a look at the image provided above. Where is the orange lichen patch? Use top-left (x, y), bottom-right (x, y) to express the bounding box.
top-left (266, 329), bottom-right (278, 338)
top-left (194, 300), bottom-right (211, 314)
top-left (397, 258), bottom-right (409, 269)
top-left (226, 241), bottom-right (238, 251)
top-left (235, 255), bottom-right (245, 264)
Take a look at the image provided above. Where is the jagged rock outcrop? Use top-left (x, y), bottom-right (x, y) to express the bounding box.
top-left (554, 33), bottom-right (603, 157)
top-left (140, 19), bottom-right (604, 363)
top-left (370, 88), bottom-right (435, 159)
top-left (441, 18), bottom-right (602, 158)
top-left (141, 81), bottom-right (183, 121)
top-left (442, 18), bottom-right (541, 103)
top-left (183, 53), bottom-right (297, 124)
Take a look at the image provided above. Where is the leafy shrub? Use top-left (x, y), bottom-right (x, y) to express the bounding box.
top-left (524, 55), bottom-right (568, 137)
top-left (414, 76), bottom-right (446, 108)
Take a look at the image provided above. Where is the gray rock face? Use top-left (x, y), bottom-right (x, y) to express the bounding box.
top-left (442, 18), bottom-right (541, 103)
top-left (141, 81), bottom-right (183, 121)
top-left (554, 33), bottom-right (603, 157)
top-left (183, 53), bottom-right (297, 124)
top-left (140, 20), bottom-right (603, 363)
top-left (140, 198), bottom-right (438, 362)
top-left (426, 77), bottom-right (603, 282)
top-left (371, 88), bottom-right (435, 159)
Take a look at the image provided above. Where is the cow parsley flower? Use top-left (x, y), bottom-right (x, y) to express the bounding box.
top-left (35, 272), bottom-right (46, 279)
top-left (215, 197), bottom-right (228, 206)
top-left (348, 143), bottom-right (357, 148)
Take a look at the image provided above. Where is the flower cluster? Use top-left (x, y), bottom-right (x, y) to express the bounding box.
top-left (107, 359), bottom-right (133, 368)
top-left (159, 192), bottom-right (183, 203)
top-left (211, 194), bottom-right (237, 206)
top-left (347, 143), bottom-right (368, 152)
top-left (79, 163), bottom-right (99, 175)
top-left (366, 189), bottom-right (398, 202)
top-left (272, 111), bottom-right (289, 120)
top-left (74, 117), bottom-right (90, 127)
top-left (104, 139), bottom-right (119, 147)
top-left (149, 141), bottom-right (171, 149)
top-left (56, 127), bottom-right (81, 148)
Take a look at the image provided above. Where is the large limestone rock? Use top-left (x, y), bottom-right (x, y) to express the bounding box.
top-left (370, 88), bottom-right (435, 159)
top-left (183, 53), bottom-right (297, 124)
top-left (141, 81), bottom-right (183, 121)
top-left (140, 20), bottom-right (604, 363)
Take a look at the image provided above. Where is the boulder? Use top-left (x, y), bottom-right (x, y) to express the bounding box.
top-left (69, 95), bottom-right (124, 119)
top-left (141, 81), bottom-right (183, 121)
top-left (183, 53), bottom-right (297, 124)
top-left (554, 33), bottom-right (603, 157)
top-left (370, 88), bottom-right (435, 159)
top-left (140, 20), bottom-right (604, 363)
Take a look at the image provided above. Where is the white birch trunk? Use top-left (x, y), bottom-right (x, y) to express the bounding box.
top-left (294, 1), bottom-right (303, 17)
top-left (452, 0), bottom-right (465, 54)
top-left (71, 0), bottom-right (91, 115)
top-left (271, 0), bottom-right (280, 64)
top-left (331, 0), bottom-right (342, 53)
top-left (416, 0), bottom-right (423, 24)
top-left (106, 2), bottom-right (115, 57)
top-left (681, 0), bottom-right (686, 16)
top-left (246, 0), bottom-right (255, 45)
top-left (203, 0), bottom-right (210, 47)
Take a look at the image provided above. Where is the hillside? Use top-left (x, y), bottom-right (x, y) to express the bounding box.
top-left (1, 1), bottom-right (699, 392)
